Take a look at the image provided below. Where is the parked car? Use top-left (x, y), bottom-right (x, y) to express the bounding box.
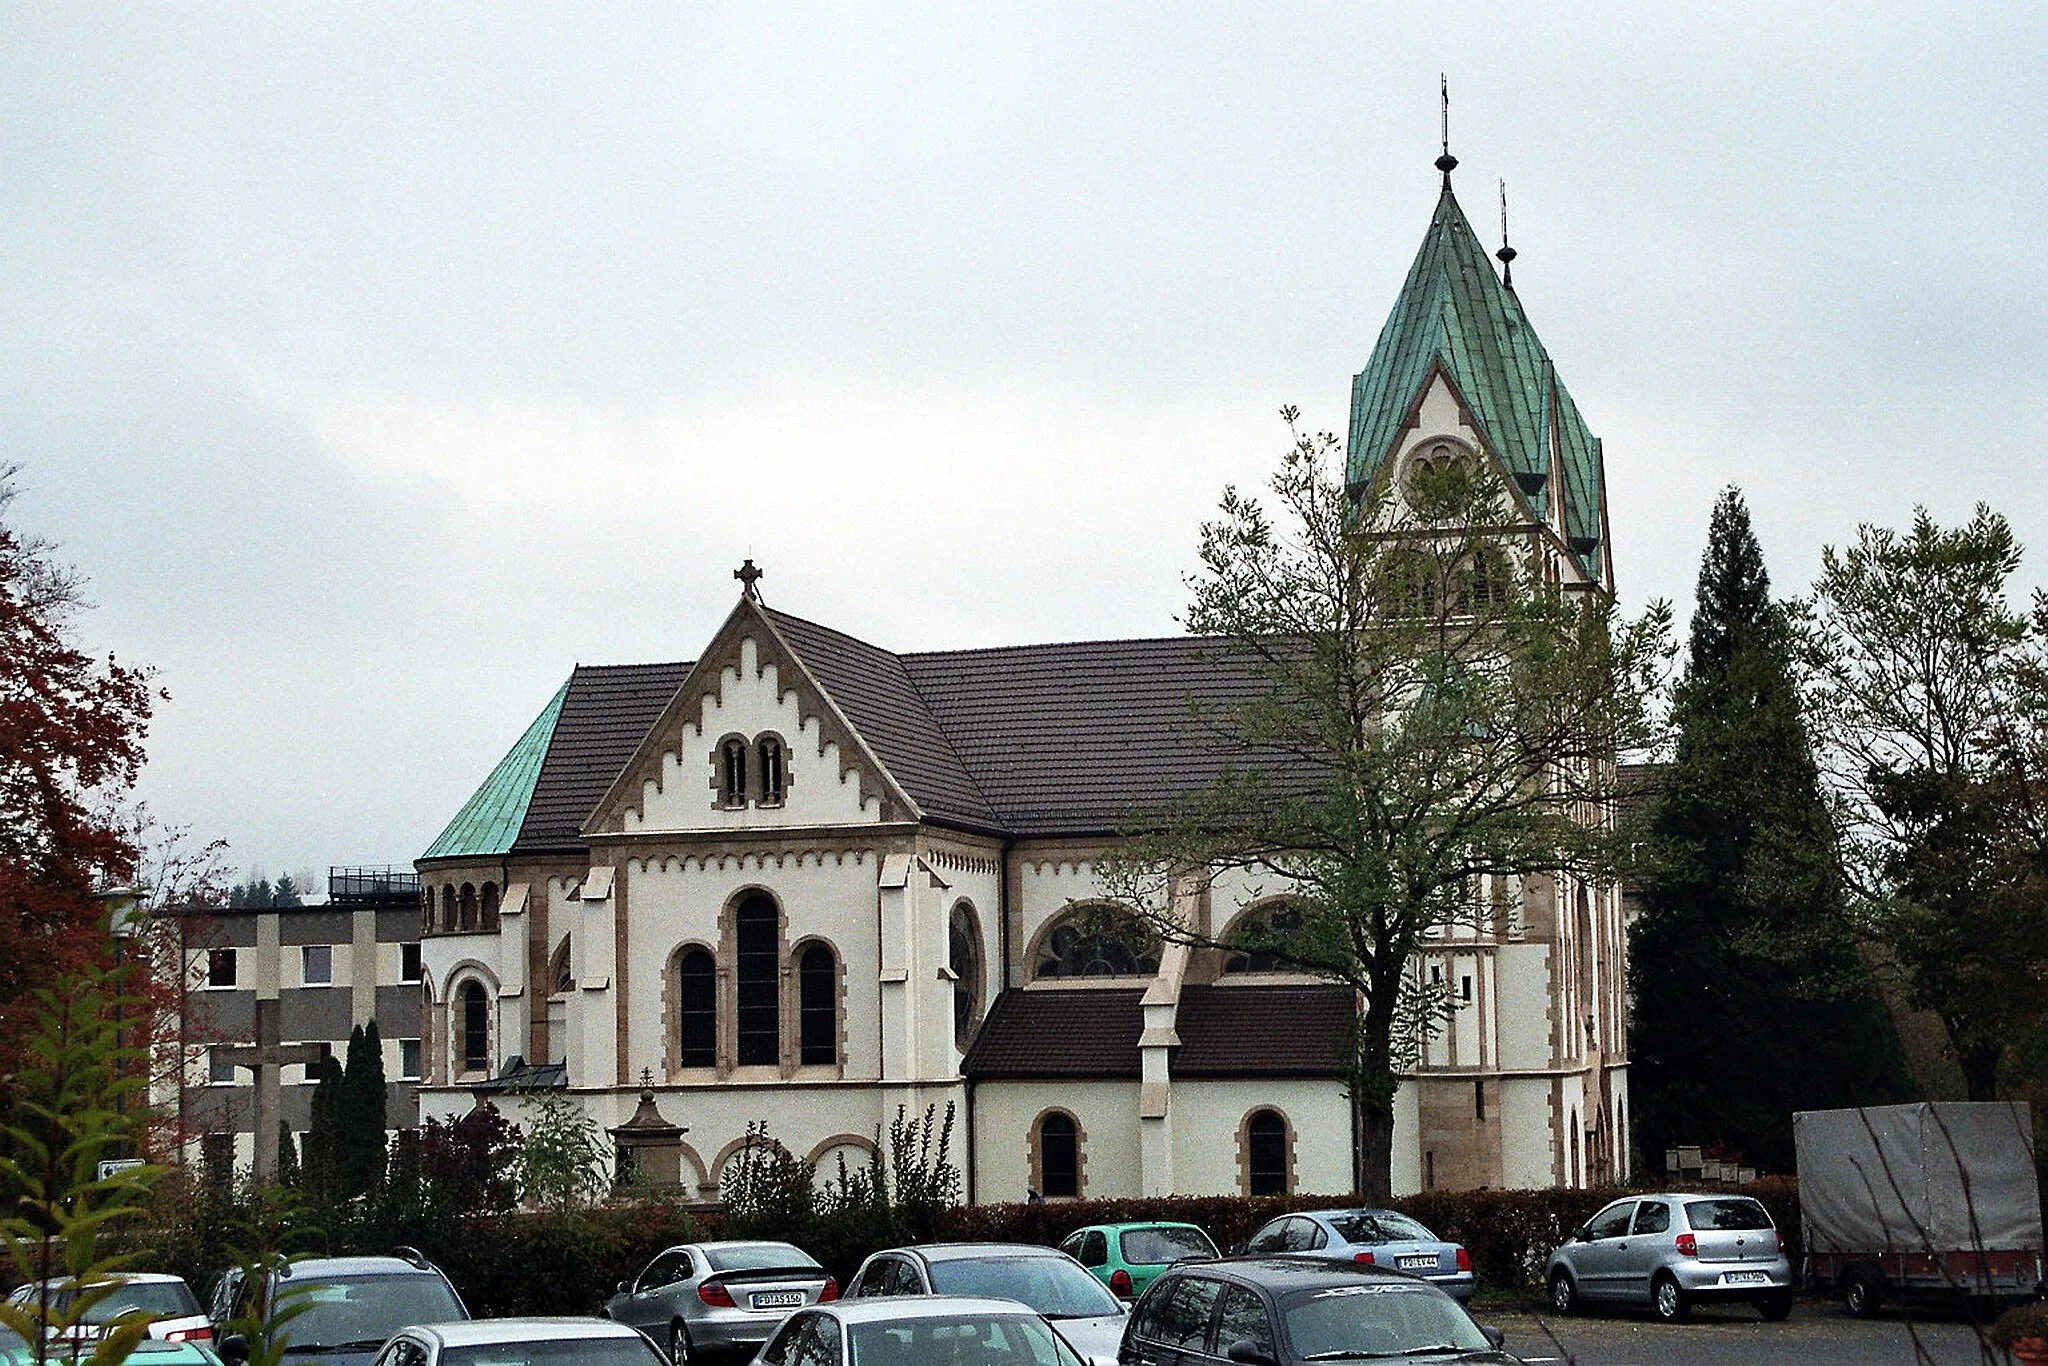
top-left (752, 1295), bottom-right (1089, 1366)
top-left (117, 1341), bottom-right (225, 1366)
top-left (1061, 1224), bottom-right (1219, 1300)
top-left (1239, 1210), bottom-right (1475, 1302)
top-left (1544, 1192), bottom-right (1794, 1322)
top-left (7, 1273), bottom-right (212, 1344)
top-left (602, 1241), bottom-right (836, 1366)
top-left (842, 1244), bottom-right (1126, 1366)
top-left (209, 1251), bottom-right (469, 1366)
top-left (1121, 1256), bottom-right (1515, 1366)
top-left (370, 1318), bottom-right (666, 1366)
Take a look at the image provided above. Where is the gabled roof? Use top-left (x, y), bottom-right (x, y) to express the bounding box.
top-left (422, 679), bottom-right (569, 860)
top-left (1347, 183), bottom-right (1607, 583)
top-left (514, 661), bottom-right (692, 854)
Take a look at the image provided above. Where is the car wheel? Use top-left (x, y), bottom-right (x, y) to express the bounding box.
top-left (1651, 1274), bottom-right (1689, 1323)
top-left (1843, 1272), bottom-right (1880, 1319)
top-left (668, 1322), bottom-right (691, 1366)
top-left (1759, 1291), bottom-right (1792, 1322)
top-left (1549, 1271), bottom-right (1579, 1316)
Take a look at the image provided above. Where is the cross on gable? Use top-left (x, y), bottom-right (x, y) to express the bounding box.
top-left (734, 558), bottom-right (764, 600)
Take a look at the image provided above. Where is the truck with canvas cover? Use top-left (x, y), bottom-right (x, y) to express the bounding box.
top-left (1794, 1101), bottom-right (2044, 1316)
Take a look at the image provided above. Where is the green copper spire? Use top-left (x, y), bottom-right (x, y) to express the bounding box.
top-left (421, 678), bottom-right (569, 859)
top-left (1346, 182), bottom-right (1608, 582)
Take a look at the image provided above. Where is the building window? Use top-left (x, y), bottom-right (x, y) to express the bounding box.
top-left (207, 948), bottom-right (238, 988)
top-left (459, 884), bottom-right (478, 932)
top-left (720, 737), bottom-right (749, 807)
top-left (949, 902), bottom-right (983, 1047)
top-left (758, 736), bottom-right (786, 805)
top-left (461, 981), bottom-right (490, 1075)
top-left (677, 949), bottom-right (716, 1067)
top-left (551, 937), bottom-right (574, 995)
top-left (1035, 1111), bottom-right (1080, 1199)
top-left (734, 894), bottom-right (779, 1065)
top-left (1033, 905), bottom-right (1160, 980)
top-left (440, 886), bottom-right (456, 932)
top-left (1461, 973), bottom-right (1473, 1003)
top-left (798, 944), bottom-right (837, 1065)
top-left (481, 883), bottom-right (500, 931)
top-left (301, 945), bottom-right (332, 986)
top-left (1222, 901), bottom-right (1302, 974)
top-left (399, 1039), bottom-right (422, 1081)
top-left (209, 1048), bottom-right (237, 1085)
top-left (1246, 1109), bottom-right (1290, 1196)
top-left (400, 943), bottom-right (422, 983)
top-left (1475, 1079), bottom-right (1487, 1121)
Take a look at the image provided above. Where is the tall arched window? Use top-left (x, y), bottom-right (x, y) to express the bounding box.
top-left (798, 944), bottom-right (837, 1065)
top-left (1036, 1112), bottom-right (1079, 1199)
top-left (440, 886), bottom-right (456, 932)
top-left (720, 737), bottom-right (748, 807)
top-left (1033, 905), bottom-right (1160, 980)
top-left (949, 902), bottom-right (983, 1046)
top-left (1246, 1109), bottom-right (1290, 1196)
top-left (481, 882), bottom-right (500, 931)
top-left (734, 894), bottom-right (779, 1066)
top-left (758, 736), bottom-right (786, 806)
top-left (677, 949), bottom-right (716, 1068)
top-left (460, 981), bottom-right (490, 1075)
top-left (458, 884), bottom-right (478, 932)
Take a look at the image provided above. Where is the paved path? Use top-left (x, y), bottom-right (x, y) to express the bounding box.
top-left (1487, 1301), bottom-right (2006, 1366)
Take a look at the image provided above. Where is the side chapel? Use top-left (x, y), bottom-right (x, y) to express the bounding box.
top-left (414, 155), bottom-right (1630, 1201)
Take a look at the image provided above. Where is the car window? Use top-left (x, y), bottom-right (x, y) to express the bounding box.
top-left (1279, 1285), bottom-right (1488, 1358)
top-left (855, 1260), bottom-right (894, 1298)
top-left (1156, 1277), bottom-right (1223, 1352)
top-left (1059, 1234), bottom-right (1083, 1260)
top-left (1121, 1227), bottom-right (1216, 1266)
top-left (270, 1274), bottom-right (465, 1350)
top-left (1130, 1278), bottom-right (1176, 1343)
top-left (1586, 1202), bottom-right (1636, 1241)
top-left (1084, 1232), bottom-right (1109, 1268)
top-left (85, 1282), bottom-right (203, 1324)
top-left (761, 1314), bottom-right (816, 1366)
top-left (1683, 1199), bottom-right (1773, 1232)
top-left (705, 1244), bottom-right (818, 1273)
top-left (1242, 1221), bottom-right (1289, 1255)
top-left (638, 1251), bottom-right (686, 1291)
top-left (1213, 1287), bottom-right (1272, 1359)
top-left (850, 1314), bottom-right (1082, 1366)
top-left (789, 1316), bottom-right (843, 1366)
top-left (925, 1257), bottom-right (1119, 1318)
top-left (376, 1341), bottom-right (428, 1366)
top-left (1280, 1219), bottom-right (1320, 1253)
top-left (1328, 1213), bottom-right (1435, 1245)
top-left (1631, 1201), bottom-right (1671, 1236)
top-left (888, 1261), bottom-right (925, 1297)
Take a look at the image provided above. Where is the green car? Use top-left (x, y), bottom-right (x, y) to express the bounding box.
top-left (1059, 1222), bottom-right (1219, 1299)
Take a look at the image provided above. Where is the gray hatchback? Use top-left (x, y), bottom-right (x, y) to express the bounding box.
top-left (603, 1242), bottom-right (836, 1366)
top-left (1545, 1193), bottom-right (1794, 1322)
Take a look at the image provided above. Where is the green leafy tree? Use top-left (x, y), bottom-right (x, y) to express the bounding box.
top-left (1630, 490), bottom-right (1912, 1172)
top-left (1102, 412), bottom-right (1671, 1201)
top-left (1799, 505), bottom-right (2048, 1099)
top-left (511, 1090), bottom-right (609, 1213)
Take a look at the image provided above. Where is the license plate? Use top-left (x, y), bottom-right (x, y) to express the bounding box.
top-left (1397, 1256), bottom-right (1437, 1270)
top-left (1720, 1271), bottom-right (1767, 1285)
top-left (750, 1292), bottom-right (804, 1309)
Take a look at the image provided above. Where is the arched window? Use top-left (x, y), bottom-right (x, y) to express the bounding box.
top-left (1036, 1112), bottom-right (1079, 1199)
top-left (734, 894), bottom-right (779, 1066)
top-left (458, 884), bottom-right (478, 932)
top-left (1033, 906), bottom-right (1160, 979)
top-left (420, 889), bottom-right (434, 934)
top-left (460, 981), bottom-right (490, 1075)
top-left (440, 886), bottom-right (456, 933)
top-left (1569, 1107), bottom-right (1581, 1188)
top-left (1384, 548), bottom-right (1438, 619)
top-left (1246, 1109), bottom-right (1290, 1196)
top-left (677, 949), bottom-right (716, 1068)
top-left (720, 737), bottom-right (748, 807)
top-left (481, 882), bottom-right (500, 931)
top-left (949, 902), bottom-right (983, 1046)
top-left (798, 944), bottom-right (837, 1065)
top-left (1223, 901), bottom-right (1303, 974)
top-left (550, 937), bottom-right (573, 995)
top-left (1466, 545), bottom-right (1512, 610)
top-left (758, 736), bottom-right (786, 806)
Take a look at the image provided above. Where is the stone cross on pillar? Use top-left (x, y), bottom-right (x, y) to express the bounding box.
top-left (215, 999), bottom-right (327, 1183)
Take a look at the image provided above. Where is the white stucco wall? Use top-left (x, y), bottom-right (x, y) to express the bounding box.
top-left (1171, 1080), bottom-right (1352, 1196)
top-left (970, 1079), bottom-right (1143, 1202)
top-left (1500, 1076), bottom-right (1556, 1189)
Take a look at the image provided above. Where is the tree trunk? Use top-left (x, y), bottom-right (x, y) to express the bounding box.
top-left (1356, 1095), bottom-right (1396, 1205)
top-left (1957, 1039), bottom-right (2002, 1102)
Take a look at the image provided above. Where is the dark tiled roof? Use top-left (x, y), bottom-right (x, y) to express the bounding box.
top-left (510, 662), bottom-right (692, 855)
top-left (961, 989), bottom-right (1146, 1078)
top-left (1172, 984), bottom-right (1355, 1077)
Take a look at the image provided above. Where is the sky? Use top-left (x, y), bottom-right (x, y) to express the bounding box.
top-left (5, 6), bottom-right (2046, 884)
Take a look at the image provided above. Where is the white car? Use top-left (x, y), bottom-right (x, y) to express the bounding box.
top-left (752, 1296), bottom-right (1089, 1366)
top-left (370, 1318), bottom-right (667, 1366)
top-left (6, 1273), bottom-right (213, 1345)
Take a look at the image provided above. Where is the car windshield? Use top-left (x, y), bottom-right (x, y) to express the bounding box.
top-left (849, 1314), bottom-right (1083, 1366)
top-left (443, 1339), bottom-right (667, 1366)
top-left (1281, 1285), bottom-right (1488, 1358)
top-left (274, 1275), bottom-right (464, 1352)
top-left (925, 1258), bottom-right (1121, 1319)
top-left (1683, 1199), bottom-right (1772, 1232)
top-left (85, 1283), bottom-right (202, 1324)
top-left (705, 1245), bottom-right (818, 1273)
top-left (1327, 1214), bottom-right (1435, 1245)
top-left (1119, 1228), bottom-right (1216, 1266)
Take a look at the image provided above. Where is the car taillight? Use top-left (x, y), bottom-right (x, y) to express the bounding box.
top-left (698, 1282), bottom-right (736, 1308)
top-left (1776, 1231), bottom-right (1786, 1255)
top-left (165, 1329), bottom-right (212, 1343)
top-left (819, 1279), bottom-right (839, 1304)
top-left (1352, 1252), bottom-right (1375, 1266)
top-left (1455, 1248), bottom-right (1471, 1273)
top-left (1109, 1269), bottom-right (1133, 1297)
top-left (1675, 1234), bottom-right (1697, 1258)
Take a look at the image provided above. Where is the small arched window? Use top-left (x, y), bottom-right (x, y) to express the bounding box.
top-left (460, 981), bottom-right (490, 1075)
top-left (677, 949), bottom-right (716, 1068)
top-left (420, 889), bottom-right (434, 934)
top-left (949, 902), bottom-right (983, 1047)
top-left (758, 736), bottom-right (786, 806)
top-left (1223, 901), bottom-right (1303, 974)
top-left (440, 886), bottom-right (457, 933)
top-left (720, 737), bottom-right (749, 807)
top-left (481, 882), bottom-right (500, 931)
top-left (1034, 906), bottom-right (1160, 979)
top-left (735, 894), bottom-right (779, 1066)
top-left (798, 944), bottom-right (837, 1065)
top-left (1246, 1109), bottom-right (1290, 1196)
top-left (1037, 1112), bottom-right (1079, 1199)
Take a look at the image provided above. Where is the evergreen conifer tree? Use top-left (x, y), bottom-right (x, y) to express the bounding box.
top-left (276, 1118), bottom-right (300, 1188)
top-left (1630, 489), bottom-right (1913, 1173)
top-left (339, 1021), bottom-right (387, 1197)
top-left (303, 1053), bottom-right (344, 1199)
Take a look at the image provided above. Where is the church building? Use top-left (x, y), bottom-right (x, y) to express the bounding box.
top-left (414, 158), bottom-right (1630, 1201)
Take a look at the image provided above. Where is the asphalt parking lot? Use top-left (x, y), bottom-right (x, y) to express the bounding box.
top-left (1485, 1299), bottom-right (2004, 1365)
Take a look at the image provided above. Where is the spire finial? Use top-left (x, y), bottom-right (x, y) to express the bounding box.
top-left (734, 558), bottom-right (764, 600)
top-left (1434, 74), bottom-right (1458, 188)
top-left (1496, 179), bottom-right (1517, 287)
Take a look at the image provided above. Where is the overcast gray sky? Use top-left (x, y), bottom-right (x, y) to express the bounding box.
top-left (7, 5), bottom-right (2045, 883)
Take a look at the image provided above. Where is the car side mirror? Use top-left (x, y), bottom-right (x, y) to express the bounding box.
top-left (617, 1282), bottom-right (630, 1296)
top-left (1225, 1341), bottom-right (1273, 1366)
top-left (1479, 1325), bottom-right (1505, 1350)
top-left (219, 1335), bottom-right (250, 1365)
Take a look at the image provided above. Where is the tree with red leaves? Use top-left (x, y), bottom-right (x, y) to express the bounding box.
top-left (0, 468), bottom-right (156, 1083)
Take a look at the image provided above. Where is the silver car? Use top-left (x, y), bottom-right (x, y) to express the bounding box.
top-left (371, 1318), bottom-right (666, 1366)
top-left (603, 1242), bottom-right (836, 1366)
top-left (841, 1244), bottom-right (1127, 1366)
top-left (1545, 1192), bottom-right (1794, 1322)
top-left (751, 1296), bottom-right (1089, 1366)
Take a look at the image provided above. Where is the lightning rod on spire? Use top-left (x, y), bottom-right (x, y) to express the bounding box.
top-left (1497, 179), bottom-right (1517, 287)
top-left (1434, 74), bottom-right (1458, 187)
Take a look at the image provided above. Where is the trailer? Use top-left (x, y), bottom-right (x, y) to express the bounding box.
top-left (1794, 1101), bottom-right (2044, 1316)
